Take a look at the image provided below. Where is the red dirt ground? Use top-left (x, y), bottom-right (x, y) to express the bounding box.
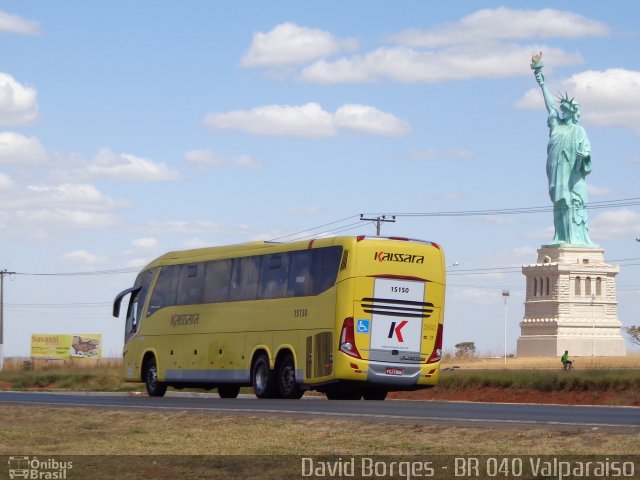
top-left (388, 387), bottom-right (640, 406)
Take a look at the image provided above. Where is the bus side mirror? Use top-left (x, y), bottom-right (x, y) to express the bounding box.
top-left (113, 286), bottom-right (141, 317)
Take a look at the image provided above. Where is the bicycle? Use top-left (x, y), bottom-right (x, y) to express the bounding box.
top-left (562, 361), bottom-right (574, 371)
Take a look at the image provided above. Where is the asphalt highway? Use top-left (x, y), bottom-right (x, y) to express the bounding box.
top-left (0, 391), bottom-right (638, 429)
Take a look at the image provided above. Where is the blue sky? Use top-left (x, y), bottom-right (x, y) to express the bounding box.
top-left (1, 1), bottom-right (639, 358)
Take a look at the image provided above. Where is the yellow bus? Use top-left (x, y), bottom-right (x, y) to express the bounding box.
top-left (113, 235), bottom-right (445, 400)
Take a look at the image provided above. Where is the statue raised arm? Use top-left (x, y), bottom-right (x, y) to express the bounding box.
top-left (530, 53), bottom-right (597, 247)
top-left (532, 56), bottom-right (558, 116)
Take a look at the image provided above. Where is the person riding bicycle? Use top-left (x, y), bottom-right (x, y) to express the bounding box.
top-left (561, 350), bottom-right (573, 369)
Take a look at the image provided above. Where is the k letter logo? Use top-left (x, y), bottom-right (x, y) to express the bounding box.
top-left (387, 320), bottom-right (408, 342)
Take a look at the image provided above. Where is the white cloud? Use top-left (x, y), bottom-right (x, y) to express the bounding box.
top-left (229, 154), bottom-right (263, 169)
top-left (335, 104), bottom-right (411, 136)
top-left (205, 103), bottom-right (336, 138)
top-left (241, 9), bottom-right (603, 85)
top-left (182, 238), bottom-right (210, 249)
top-left (389, 8), bottom-right (608, 48)
top-left (205, 102), bottom-right (409, 138)
top-left (590, 209), bottom-right (640, 240)
top-left (302, 44), bottom-right (582, 84)
top-left (0, 12), bottom-right (40, 35)
top-left (87, 148), bottom-right (180, 181)
top-left (0, 73), bottom-right (39, 125)
top-left (23, 183), bottom-right (124, 210)
top-left (0, 171), bottom-right (14, 190)
top-left (184, 149), bottom-right (225, 167)
top-left (185, 149), bottom-right (263, 169)
top-left (131, 237), bottom-right (158, 250)
top-left (0, 180), bottom-right (125, 237)
top-left (123, 237), bottom-right (160, 258)
top-left (59, 250), bottom-right (107, 267)
top-left (587, 184), bottom-right (614, 198)
top-left (142, 219), bottom-right (259, 238)
top-left (144, 220), bottom-right (225, 235)
top-left (517, 69), bottom-right (640, 132)
top-left (0, 132), bottom-right (47, 164)
top-left (15, 209), bottom-right (118, 229)
top-left (241, 22), bottom-right (357, 67)
top-left (127, 258), bottom-right (150, 268)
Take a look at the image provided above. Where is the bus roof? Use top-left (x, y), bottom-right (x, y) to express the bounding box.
top-left (141, 236), bottom-right (441, 270)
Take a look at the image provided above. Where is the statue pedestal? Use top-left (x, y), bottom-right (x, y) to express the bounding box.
top-left (517, 246), bottom-right (626, 357)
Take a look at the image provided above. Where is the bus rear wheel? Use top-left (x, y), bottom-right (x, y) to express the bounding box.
top-left (217, 384), bottom-right (240, 399)
top-left (277, 353), bottom-right (304, 399)
top-left (325, 388), bottom-right (362, 400)
top-left (144, 356), bottom-right (167, 397)
top-left (362, 388), bottom-right (388, 401)
top-left (252, 354), bottom-right (277, 399)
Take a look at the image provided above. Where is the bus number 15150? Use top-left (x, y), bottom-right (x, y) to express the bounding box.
top-left (390, 286), bottom-right (409, 294)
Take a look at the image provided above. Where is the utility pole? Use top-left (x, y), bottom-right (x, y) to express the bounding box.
top-left (359, 214), bottom-right (396, 236)
top-left (502, 289), bottom-right (510, 366)
top-left (0, 269), bottom-right (16, 372)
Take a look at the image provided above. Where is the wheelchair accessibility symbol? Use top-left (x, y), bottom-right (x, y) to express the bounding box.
top-left (356, 319), bottom-right (370, 334)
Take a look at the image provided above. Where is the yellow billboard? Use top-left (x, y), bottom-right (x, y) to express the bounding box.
top-left (30, 334), bottom-right (102, 359)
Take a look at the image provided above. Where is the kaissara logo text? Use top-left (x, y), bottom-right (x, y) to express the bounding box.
top-left (170, 313), bottom-right (200, 327)
top-left (374, 251), bottom-right (424, 264)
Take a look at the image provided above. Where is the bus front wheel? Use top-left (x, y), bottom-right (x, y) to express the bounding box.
top-left (144, 356), bottom-right (167, 397)
top-left (252, 354), bottom-right (277, 399)
top-left (277, 353), bottom-right (304, 399)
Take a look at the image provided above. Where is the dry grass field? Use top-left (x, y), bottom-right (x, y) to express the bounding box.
top-left (1, 405), bottom-right (639, 456)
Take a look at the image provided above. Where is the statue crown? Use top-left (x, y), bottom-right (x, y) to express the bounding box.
top-left (558, 92), bottom-right (579, 113)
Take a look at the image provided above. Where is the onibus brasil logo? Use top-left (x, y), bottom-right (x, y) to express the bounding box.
top-left (8, 456), bottom-right (73, 479)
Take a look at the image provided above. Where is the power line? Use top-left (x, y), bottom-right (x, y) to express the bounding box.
top-left (6, 302), bottom-right (111, 308)
top-left (269, 215), bottom-right (361, 241)
top-left (14, 266), bottom-right (141, 277)
top-left (362, 197), bottom-right (640, 218)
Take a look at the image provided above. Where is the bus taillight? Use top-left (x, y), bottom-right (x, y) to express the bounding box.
top-left (426, 323), bottom-right (443, 363)
top-left (339, 317), bottom-right (361, 359)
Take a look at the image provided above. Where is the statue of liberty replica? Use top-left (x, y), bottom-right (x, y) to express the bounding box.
top-left (532, 53), bottom-right (596, 247)
top-left (516, 53), bottom-right (626, 357)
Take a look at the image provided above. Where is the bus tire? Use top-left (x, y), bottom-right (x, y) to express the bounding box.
top-left (325, 388), bottom-right (362, 400)
top-left (144, 356), bottom-right (167, 397)
top-left (217, 384), bottom-right (241, 399)
top-left (363, 389), bottom-right (387, 401)
top-left (252, 354), bottom-right (277, 399)
top-left (276, 353), bottom-right (304, 399)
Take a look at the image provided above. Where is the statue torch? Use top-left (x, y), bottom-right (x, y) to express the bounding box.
top-left (531, 52), bottom-right (544, 84)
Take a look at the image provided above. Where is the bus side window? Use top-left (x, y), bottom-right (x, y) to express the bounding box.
top-left (230, 256), bottom-right (261, 301)
top-left (203, 259), bottom-right (232, 303)
top-left (259, 254), bottom-right (290, 299)
top-left (147, 265), bottom-right (179, 315)
top-left (311, 246), bottom-right (342, 295)
top-left (177, 263), bottom-right (204, 305)
top-left (288, 250), bottom-right (313, 297)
